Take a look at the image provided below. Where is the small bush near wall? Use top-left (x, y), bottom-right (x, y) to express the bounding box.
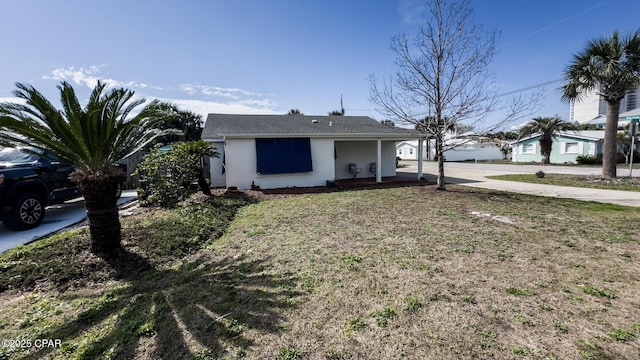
top-left (135, 141), bottom-right (218, 208)
top-left (576, 153), bottom-right (638, 165)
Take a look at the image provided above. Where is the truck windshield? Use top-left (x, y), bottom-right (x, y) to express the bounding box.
top-left (0, 148), bottom-right (40, 164)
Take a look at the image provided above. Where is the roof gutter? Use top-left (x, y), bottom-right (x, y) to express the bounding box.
top-left (209, 132), bottom-right (421, 140)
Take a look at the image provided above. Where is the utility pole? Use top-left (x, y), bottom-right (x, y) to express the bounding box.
top-left (628, 116), bottom-right (639, 176)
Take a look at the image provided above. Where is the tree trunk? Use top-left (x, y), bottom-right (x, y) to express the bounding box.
top-left (603, 101), bottom-right (620, 178)
top-left (78, 172), bottom-right (124, 255)
top-left (436, 134), bottom-right (446, 190)
top-left (196, 168), bottom-right (211, 196)
top-left (540, 138), bottom-right (551, 164)
top-left (541, 153), bottom-right (549, 164)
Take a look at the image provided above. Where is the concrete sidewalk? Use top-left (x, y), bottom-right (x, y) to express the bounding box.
top-left (400, 162), bottom-right (640, 207)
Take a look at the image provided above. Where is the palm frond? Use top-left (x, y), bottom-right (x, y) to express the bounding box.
top-left (562, 29), bottom-right (640, 103)
top-left (0, 81), bottom-right (179, 172)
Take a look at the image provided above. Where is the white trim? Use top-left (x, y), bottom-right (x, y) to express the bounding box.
top-left (564, 141), bottom-right (579, 154)
top-left (376, 139), bottom-right (382, 183)
top-left (417, 139), bottom-right (424, 179)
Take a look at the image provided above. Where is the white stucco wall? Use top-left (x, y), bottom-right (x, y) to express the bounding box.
top-left (223, 138), bottom-right (336, 190)
top-left (334, 140), bottom-right (397, 180)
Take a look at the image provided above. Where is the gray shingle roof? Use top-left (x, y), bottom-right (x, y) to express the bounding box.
top-left (202, 114), bottom-right (418, 139)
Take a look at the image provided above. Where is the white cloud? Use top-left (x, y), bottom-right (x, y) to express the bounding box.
top-left (43, 66), bottom-right (159, 91)
top-left (39, 66), bottom-right (280, 116)
top-left (178, 83), bottom-right (273, 100)
top-left (164, 98), bottom-right (280, 119)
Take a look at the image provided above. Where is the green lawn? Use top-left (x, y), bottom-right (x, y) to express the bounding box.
top-left (488, 173), bottom-right (640, 192)
top-left (1, 186), bottom-right (639, 359)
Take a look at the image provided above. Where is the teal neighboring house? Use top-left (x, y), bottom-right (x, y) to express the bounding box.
top-left (511, 131), bottom-right (604, 163)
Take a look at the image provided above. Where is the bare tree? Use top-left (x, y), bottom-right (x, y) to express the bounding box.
top-left (370, 0), bottom-right (540, 189)
top-left (617, 124), bottom-right (636, 165)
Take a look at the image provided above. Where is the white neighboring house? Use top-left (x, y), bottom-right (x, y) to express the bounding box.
top-left (396, 138), bottom-right (504, 161)
top-left (202, 114), bottom-right (422, 190)
top-left (396, 141), bottom-right (426, 160)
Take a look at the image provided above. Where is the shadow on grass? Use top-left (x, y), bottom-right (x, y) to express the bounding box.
top-left (11, 193), bottom-right (300, 359)
top-left (22, 249), bottom-right (300, 359)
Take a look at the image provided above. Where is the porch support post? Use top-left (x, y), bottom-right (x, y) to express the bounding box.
top-left (376, 139), bottom-right (382, 183)
top-left (417, 138), bottom-right (424, 180)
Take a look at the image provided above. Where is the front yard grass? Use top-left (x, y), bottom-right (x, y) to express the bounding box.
top-left (488, 173), bottom-right (640, 192)
top-left (1, 186), bottom-right (639, 359)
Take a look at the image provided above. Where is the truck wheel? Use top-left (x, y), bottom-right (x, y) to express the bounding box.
top-left (4, 193), bottom-right (45, 231)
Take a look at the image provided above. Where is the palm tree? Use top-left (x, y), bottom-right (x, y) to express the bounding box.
top-left (287, 109), bottom-right (303, 115)
top-left (0, 81), bottom-right (177, 255)
top-left (561, 29), bottom-right (640, 177)
top-left (518, 116), bottom-right (577, 164)
top-left (155, 107), bottom-right (203, 144)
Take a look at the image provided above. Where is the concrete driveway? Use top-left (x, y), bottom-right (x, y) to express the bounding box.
top-left (399, 161), bottom-right (640, 207)
top-left (0, 190), bottom-right (138, 253)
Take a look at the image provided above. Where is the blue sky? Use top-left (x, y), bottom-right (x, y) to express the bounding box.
top-left (1, 0), bottom-right (639, 130)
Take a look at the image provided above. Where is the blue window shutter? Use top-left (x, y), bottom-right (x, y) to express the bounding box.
top-left (292, 138), bottom-right (313, 172)
top-left (256, 138), bottom-right (312, 174)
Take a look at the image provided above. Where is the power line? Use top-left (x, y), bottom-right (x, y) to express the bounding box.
top-left (496, 78), bottom-right (563, 97)
top-left (498, 0), bottom-right (613, 50)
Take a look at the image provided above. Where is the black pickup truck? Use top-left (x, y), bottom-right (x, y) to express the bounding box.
top-left (0, 147), bottom-right (123, 231)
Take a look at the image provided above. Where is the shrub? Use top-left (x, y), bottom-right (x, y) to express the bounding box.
top-left (135, 140), bottom-right (219, 208)
top-left (576, 155), bottom-right (601, 164)
top-left (535, 171), bottom-right (545, 178)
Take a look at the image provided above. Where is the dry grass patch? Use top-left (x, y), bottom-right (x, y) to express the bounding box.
top-left (1, 186), bottom-right (639, 359)
top-left (208, 186), bottom-right (640, 359)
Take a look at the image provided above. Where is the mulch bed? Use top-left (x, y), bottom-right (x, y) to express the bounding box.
top-left (211, 177), bottom-right (432, 200)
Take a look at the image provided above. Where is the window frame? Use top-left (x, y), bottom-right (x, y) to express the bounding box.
top-left (564, 142), bottom-right (579, 154)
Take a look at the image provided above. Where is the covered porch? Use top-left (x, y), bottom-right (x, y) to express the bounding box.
top-left (333, 138), bottom-right (426, 183)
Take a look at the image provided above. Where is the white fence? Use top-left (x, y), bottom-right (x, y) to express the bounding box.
top-left (439, 143), bottom-right (504, 162)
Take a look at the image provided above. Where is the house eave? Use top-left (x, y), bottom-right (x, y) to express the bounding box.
top-left (512, 132), bottom-right (604, 144)
top-left (207, 133), bottom-right (420, 140)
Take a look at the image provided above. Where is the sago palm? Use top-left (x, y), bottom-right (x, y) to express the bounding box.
top-left (518, 116), bottom-right (576, 164)
top-left (561, 29), bottom-right (640, 177)
top-left (0, 81), bottom-right (178, 255)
